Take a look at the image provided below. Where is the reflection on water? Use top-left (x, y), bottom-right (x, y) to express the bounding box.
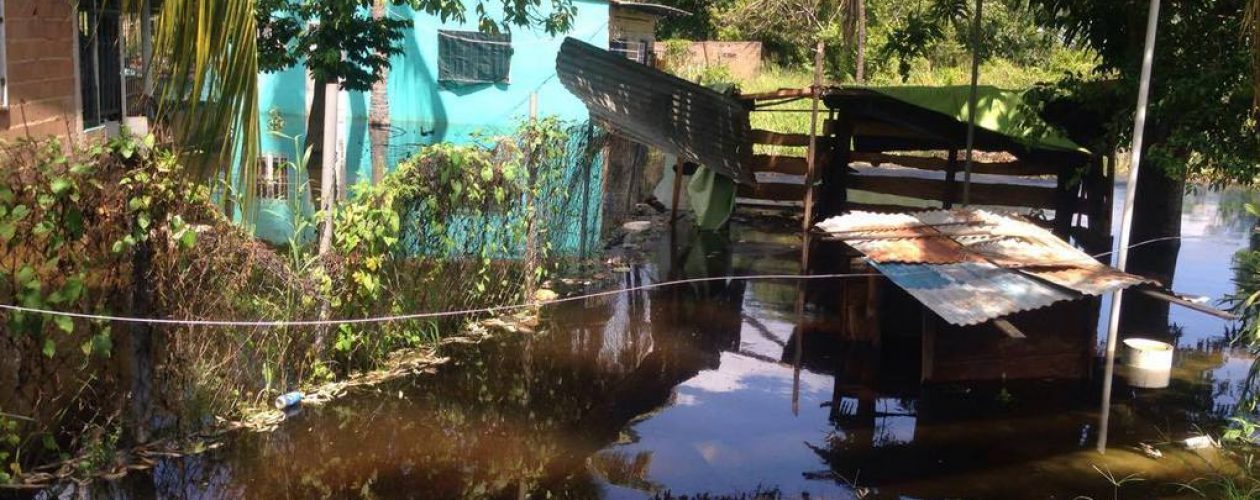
top-left (73, 187), bottom-right (1260, 499)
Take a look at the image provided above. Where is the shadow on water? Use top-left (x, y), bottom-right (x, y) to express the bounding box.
top-left (57, 187), bottom-right (1260, 499)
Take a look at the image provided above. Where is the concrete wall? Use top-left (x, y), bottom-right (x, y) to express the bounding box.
top-left (0, 0), bottom-right (81, 141)
top-left (254, 0), bottom-right (609, 250)
top-left (654, 41), bottom-right (763, 81)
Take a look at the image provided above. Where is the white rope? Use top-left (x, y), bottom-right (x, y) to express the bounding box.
top-left (0, 235), bottom-right (1195, 328)
top-left (0, 273), bottom-right (878, 328)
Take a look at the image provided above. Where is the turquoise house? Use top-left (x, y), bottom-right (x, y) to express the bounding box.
top-left (251, 0), bottom-right (611, 250)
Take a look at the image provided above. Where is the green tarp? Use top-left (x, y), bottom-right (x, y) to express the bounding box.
top-left (687, 166), bottom-right (736, 231)
top-left (867, 85), bottom-right (1088, 154)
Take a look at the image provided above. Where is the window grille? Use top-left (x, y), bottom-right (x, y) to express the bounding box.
top-left (78, 2), bottom-right (125, 129)
top-left (255, 154), bottom-right (291, 200)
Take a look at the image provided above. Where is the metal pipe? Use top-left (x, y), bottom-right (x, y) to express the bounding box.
top-left (1098, 0), bottom-right (1162, 454)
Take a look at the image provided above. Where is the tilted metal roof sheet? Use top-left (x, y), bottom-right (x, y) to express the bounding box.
top-left (871, 262), bottom-right (1078, 326)
top-left (556, 37), bottom-right (756, 184)
top-left (816, 209), bottom-right (1152, 325)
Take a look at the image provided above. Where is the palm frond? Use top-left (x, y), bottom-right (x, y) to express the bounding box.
top-left (125, 0), bottom-right (261, 215)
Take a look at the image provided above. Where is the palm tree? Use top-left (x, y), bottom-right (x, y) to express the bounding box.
top-left (370, 0), bottom-right (391, 184)
top-left (137, 0), bottom-right (261, 214)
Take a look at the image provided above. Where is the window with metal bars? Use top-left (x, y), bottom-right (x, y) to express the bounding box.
top-left (78, 1), bottom-right (124, 129)
top-left (255, 154), bottom-right (291, 200)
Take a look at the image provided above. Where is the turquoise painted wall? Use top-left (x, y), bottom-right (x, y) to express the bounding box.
top-left (252, 0), bottom-right (608, 251)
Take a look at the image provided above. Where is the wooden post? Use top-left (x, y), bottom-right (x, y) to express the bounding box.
top-left (961, 0), bottom-right (984, 207)
top-left (802, 41), bottom-right (825, 231)
top-left (921, 311), bottom-right (936, 382)
top-left (1053, 164), bottom-right (1078, 238)
top-left (818, 117), bottom-right (853, 218)
top-left (670, 156), bottom-right (685, 222)
top-left (579, 123), bottom-right (593, 261)
top-left (943, 149), bottom-right (959, 208)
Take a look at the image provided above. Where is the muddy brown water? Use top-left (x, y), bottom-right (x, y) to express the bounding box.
top-left (51, 187), bottom-right (1260, 499)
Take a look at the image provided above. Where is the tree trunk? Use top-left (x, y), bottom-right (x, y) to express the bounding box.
top-left (305, 77), bottom-right (327, 203)
top-left (369, 1), bottom-right (390, 184)
top-left (854, 0), bottom-right (866, 83)
top-left (1119, 141), bottom-right (1184, 340)
top-left (127, 238), bottom-right (155, 444)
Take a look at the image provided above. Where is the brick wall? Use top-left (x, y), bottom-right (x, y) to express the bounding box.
top-left (1, 0), bottom-right (80, 141)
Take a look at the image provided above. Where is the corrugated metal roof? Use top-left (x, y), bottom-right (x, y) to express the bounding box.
top-left (816, 209), bottom-right (1151, 325)
top-left (556, 37), bottom-right (756, 184)
top-left (871, 262), bottom-right (1077, 326)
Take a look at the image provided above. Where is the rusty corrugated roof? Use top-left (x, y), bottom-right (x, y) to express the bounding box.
top-left (816, 209), bottom-right (1151, 326)
top-left (556, 38), bottom-right (756, 184)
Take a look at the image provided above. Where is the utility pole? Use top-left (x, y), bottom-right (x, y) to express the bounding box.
top-left (1098, 0), bottom-right (1162, 454)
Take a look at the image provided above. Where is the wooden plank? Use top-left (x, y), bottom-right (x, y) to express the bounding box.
top-left (993, 319), bottom-right (1027, 339)
top-left (851, 151), bottom-right (1059, 176)
top-left (738, 88), bottom-right (812, 101)
top-left (737, 181), bottom-right (807, 202)
top-left (846, 173), bottom-right (1058, 209)
top-left (749, 154), bottom-right (810, 175)
top-left (749, 129), bottom-right (825, 147)
top-left (852, 120), bottom-right (939, 141)
top-left (843, 201), bottom-right (937, 214)
top-left (1137, 288), bottom-right (1239, 320)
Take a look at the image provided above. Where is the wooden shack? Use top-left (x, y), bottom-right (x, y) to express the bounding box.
top-left (734, 85), bottom-right (1122, 384)
top-left (736, 85), bottom-right (1114, 256)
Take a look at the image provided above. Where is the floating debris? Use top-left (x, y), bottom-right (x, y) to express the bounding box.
top-left (1182, 435), bottom-right (1220, 450)
top-left (273, 391), bottom-right (304, 410)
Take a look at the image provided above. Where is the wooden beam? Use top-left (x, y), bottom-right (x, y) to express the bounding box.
top-left (738, 88), bottom-right (813, 101)
top-left (852, 120), bottom-right (940, 141)
top-left (737, 181), bottom-right (807, 202)
top-left (750, 129), bottom-right (823, 147)
top-left (749, 154), bottom-right (810, 175)
top-left (1137, 288), bottom-right (1239, 320)
top-left (851, 152), bottom-right (1059, 176)
top-left (843, 201), bottom-right (937, 213)
top-left (993, 319), bottom-right (1027, 339)
top-left (846, 173), bottom-right (1058, 209)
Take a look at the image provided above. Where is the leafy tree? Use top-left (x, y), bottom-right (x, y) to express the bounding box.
top-left (1029, 0), bottom-right (1258, 330)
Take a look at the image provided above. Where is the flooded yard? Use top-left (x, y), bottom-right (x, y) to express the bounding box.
top-left (72, 186), bottom-right (1259, 499)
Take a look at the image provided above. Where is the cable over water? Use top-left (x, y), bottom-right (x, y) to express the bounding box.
top-left (0, 235), bottom-right (1195, 328)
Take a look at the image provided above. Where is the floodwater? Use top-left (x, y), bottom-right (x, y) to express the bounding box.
top-left (76, 187), bottom-right (1260, 498)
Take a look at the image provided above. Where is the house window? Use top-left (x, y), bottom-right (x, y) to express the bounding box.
top-left (255, 154), bottom-right (291, 200)
top-left (78, 2), bottom-right (125, 129)
top-left (437, 30), bottom-right (512, 85)
top-left (610, 39), bottom-right (649, 65)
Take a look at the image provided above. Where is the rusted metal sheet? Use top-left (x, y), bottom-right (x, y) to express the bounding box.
top-left (556, 37), bottom-right (756, 184)
top-left (816, 209), bottom-right (1151, 325)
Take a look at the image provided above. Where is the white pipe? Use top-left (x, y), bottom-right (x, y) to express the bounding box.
top-left (318, 82), bottom-right (338, 255)
top-left (961, 0), bottom-right (983, 207)
top-left (1097, 0), bottom-right (1161, 454)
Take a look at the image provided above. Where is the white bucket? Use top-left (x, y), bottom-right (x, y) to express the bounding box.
top-left (1122, 338), bottom-right (1174, 389)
